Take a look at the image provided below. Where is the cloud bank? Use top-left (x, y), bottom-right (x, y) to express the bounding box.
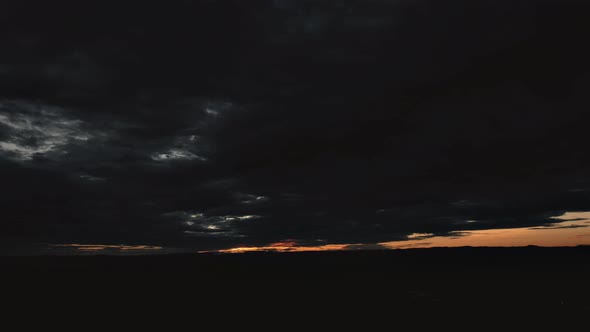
top-left (1, 0), bottom-right (590, 252)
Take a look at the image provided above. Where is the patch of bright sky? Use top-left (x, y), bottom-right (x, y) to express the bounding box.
top-left (151, 149), bottom-right (207, 162)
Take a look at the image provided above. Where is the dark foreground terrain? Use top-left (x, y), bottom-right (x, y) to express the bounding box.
top-left (3, 247), bottom-right (589, 318)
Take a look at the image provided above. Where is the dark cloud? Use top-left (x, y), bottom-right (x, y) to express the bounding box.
top-left (530, 224), bottom-right (589, 230)
top-left (344, 243), bottom-right (389, 251)
top-left (2, 0), bottom-right (590, 253)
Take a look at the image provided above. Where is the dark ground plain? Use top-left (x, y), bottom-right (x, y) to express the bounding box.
top-left (2, 246), bottom-right (589, 320)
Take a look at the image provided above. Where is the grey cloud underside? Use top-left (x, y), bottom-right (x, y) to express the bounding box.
top-left (1, 0), bottom-right (590, 251)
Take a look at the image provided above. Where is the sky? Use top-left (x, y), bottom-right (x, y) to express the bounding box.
top-left (2, 0), bottom-right (590, 255)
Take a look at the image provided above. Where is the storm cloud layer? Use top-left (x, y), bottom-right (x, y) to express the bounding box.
top-left (2, 0), bottom-right (590, 253)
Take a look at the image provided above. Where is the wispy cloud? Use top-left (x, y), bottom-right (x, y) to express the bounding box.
top-left (0, 101), bottom-right (92, 161)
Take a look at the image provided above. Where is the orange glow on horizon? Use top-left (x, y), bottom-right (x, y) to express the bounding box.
top-left (202, 243), bottom-right (349, 254)
top-left (269, 240), bottom-right (297, 247)
top-left (206, 211), bottom-right (590, 254)
top-left (49, 244), bottom-right (163, 252)
top-left (381, 212), bottom-right (590, 249)
top-left (49, 212), bottom-right (590, 254)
